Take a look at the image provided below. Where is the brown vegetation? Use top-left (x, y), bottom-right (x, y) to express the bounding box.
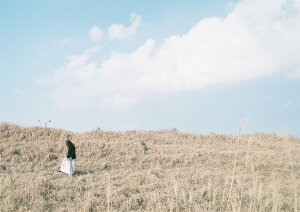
top-left (0, 122), bottom-right (299, 211)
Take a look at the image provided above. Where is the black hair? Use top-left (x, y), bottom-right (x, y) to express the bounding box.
top-left (66, 140), bottom-right (75, 148)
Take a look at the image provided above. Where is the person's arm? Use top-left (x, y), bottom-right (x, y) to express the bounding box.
top-left (67, 147), bottom-right (72, 159)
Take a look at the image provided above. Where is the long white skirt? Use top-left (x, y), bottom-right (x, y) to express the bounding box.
top-left (60, 157), bottom-right (75, 175)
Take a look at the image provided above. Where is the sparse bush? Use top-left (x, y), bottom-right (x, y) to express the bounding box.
top-left (48, 154), bottom-right (58, 161)
top-left (11, 149), bottom-right (21, 155)
top-left (140, 140), bottom-right (148, 152)
top-left (1, 164), bottom-right (6, 171)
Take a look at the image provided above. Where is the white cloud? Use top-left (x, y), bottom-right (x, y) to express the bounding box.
top-left (287, 64), bottom-right (300, 77)
top-left (36, 77), bottom-right (44, 85)
top-left (61, 38), bottom-right (71, 45)
top-left (283, 101), bottom-right (292, 107)
top-left (226, 1), bottom-right (234, 9)
top-left (51, 38), bottom-right (71, 45)
top-left (15, 89), bottom-right (26, 95)
top-left (89, 25), bottom-right (104, 42)
top-left (264, 96), bottom-right (273, 101)
top-left (108, 13), bottom-right (141, 40)
top-left (50, 0), bottom-right (300, 109)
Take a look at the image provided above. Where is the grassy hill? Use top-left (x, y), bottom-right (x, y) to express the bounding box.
top-left (0, 122), bottom-right (299, 211)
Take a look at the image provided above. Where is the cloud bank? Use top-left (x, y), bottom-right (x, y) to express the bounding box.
top-left (50, 0), bottom-right (300, 109)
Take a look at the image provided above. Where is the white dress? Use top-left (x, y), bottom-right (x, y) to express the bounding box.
top-left (60, 157), bottom-right (75, 175)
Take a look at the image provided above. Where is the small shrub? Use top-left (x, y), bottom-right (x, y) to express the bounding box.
top-left (48, 154), bottom-right (58, 161)
top-left (140, 141), bottom-right (148, 152)
top-left (1, 164), bottom-right (6, 171)
top-left (11, 149), bottom-right (21, 155)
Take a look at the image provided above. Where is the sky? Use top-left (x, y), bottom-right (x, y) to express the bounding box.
top-left (1, 0), bottom-right (300, 136)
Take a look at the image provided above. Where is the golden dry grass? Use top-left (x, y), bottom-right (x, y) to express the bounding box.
top-left (0, 122), bottom-right (299, 211)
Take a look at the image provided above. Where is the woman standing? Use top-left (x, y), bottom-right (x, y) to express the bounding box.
top-left (58, 140), bottom-right (76, 175)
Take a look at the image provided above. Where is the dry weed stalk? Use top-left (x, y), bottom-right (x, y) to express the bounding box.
top-left (106, 174), bottom-right (111, 212)
top-left (271, 174), bottom-right (279, 212)
top-left (239, 137), bottom-right (252, 211)
top-left (227, 118), bottom-right (248, 210)
top-left (286, 136), bottom-right (297, 212)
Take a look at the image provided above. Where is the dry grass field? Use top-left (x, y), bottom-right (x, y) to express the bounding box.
top-left (0, 122), bottom-right (299, 211)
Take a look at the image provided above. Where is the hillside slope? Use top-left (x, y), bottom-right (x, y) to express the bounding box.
top-left (0, 123), bottom-right (299, 211)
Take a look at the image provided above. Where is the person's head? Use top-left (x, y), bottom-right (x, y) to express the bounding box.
top-left (66, 140), bottom-right (72, 147)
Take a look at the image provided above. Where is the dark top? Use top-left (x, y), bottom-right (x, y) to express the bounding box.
top-left (67, 145), bottom-right (76, 159)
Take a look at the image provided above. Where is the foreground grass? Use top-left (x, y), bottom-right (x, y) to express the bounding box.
top-left (0, 123), bottom-right (299, 211)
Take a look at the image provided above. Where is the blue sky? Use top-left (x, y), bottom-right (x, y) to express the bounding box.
top-left (1, 0), bottom-right (300, 135)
